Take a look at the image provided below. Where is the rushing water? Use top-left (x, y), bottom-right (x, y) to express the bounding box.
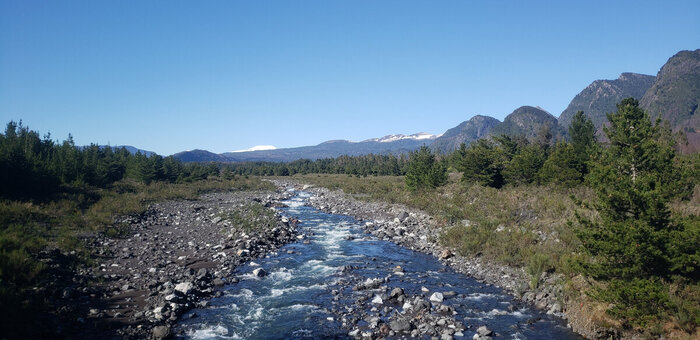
top-left (175, 191), bottom-right (582, 339)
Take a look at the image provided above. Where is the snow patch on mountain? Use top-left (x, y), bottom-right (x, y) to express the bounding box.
top-left (231, 145), bottom-right (277, 152)
top-left (364, 132), bottom-right (439, 143)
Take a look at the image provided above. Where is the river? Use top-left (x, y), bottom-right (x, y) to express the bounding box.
top-left (175, 191), bottom-right (582, 339)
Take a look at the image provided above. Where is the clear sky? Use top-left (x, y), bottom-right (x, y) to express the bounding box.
top-left (1, 1), bottom-right (698, 155)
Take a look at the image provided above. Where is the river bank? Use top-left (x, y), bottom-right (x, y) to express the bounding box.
top-left (272, 179), bottom-right (620, 339)
top-left (39, 188), bottom-right (298, 339)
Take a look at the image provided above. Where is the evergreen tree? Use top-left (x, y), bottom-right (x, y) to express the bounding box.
top-left (577, 98), bottom-right (698, 325)
top-left (405, 146), bottom-right (447, 191)
top-left (568, 110), bottom-right (596, 177)
top-left (538, 141), bottom-right (583, 187)
top-left (503, 143), bottom-right (547, 185)
top-left (459, 139), bottom-right (505, 188)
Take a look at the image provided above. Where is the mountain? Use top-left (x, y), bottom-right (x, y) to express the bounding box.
top-left (86, 145), bottom-right (156, 157)
top-left (640, 49), bottom-right (700, 153)
top-left (115, 145), bottom-right (156, 157)
top-left (173, 133), bottom-right (439, 163)
top-left (172, 149), bottom-right (228, 162)
top-left (489, 106), bottom-right (563, 140)
top-left (431, 115), bottom-right (500, 153)
top-left (558, 72), bottom-right (656, 131)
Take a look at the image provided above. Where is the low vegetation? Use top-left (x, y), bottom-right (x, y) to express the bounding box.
top-left (219, 201), bottom-right (277, 233)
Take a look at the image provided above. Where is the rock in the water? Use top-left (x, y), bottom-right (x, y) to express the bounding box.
top-left (152, 325), bottom-right (171, 339)
top-left (390, 287), bottom-right (404, 298)
top-left (477, 325), bottom-right (493, 336)
top-left (430, 292), bottom-right (444, 303)
top-left (252, 268), bottom-right (267, 277)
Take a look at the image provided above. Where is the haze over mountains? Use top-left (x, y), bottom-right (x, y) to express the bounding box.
top-left (170, 49), bottom-right (699, 162)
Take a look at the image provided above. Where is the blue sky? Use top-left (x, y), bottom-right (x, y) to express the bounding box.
top-left (1, 1), bottom-right (698, 155)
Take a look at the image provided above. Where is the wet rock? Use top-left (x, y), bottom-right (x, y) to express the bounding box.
top-left (390, 287), bottom-right (404, 299)
top-left (477, 325), bottom-right (492, 336)
top-left (252, 268), bottom-right (267, 277)
top-left (430, 292), bottom-right (444, 303)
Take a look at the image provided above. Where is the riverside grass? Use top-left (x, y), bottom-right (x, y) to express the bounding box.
top-left (290, 173), bottom-right (700, 337)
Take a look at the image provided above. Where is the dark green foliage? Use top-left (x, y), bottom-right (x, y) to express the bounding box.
top-left (538, 142), bottom-right (584, 187)
top-left (569, 111), bottom-right (596, 155)
top-left (502, 144), bottom-right (547, 185)
top-left (225, 154), bottom-right (407, 177)
top-left (405, 146), bottom-right (447, 191)
top-left (458, 139), bottom-right (505, 188)
top-left (576, 98), bottom-right (699, 327)
top-left (539, 112), bottom-right (596, 187)
top-left (0, 121), bottom-right (219, 201)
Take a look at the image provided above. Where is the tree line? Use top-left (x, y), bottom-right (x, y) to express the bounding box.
top-left (0, 121), bottom-right (219, 201)
top-left (223, 153), bottom-right (409, 177)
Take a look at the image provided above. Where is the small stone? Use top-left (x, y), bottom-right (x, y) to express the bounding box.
top-left (152, 325), bottom-right (171, 339)
top-left (438, 249), bottom-right (453, 260)
top-left (430, 292), bottom-right (444, 303)
top-left (390, 319), bottom-right (412, 332)
top-left (174, 282), bottom-right (194, 295)
top-left (477, 325), bottom-right (492, 336)
top-left (252, 268), bottom-right (267, 277)
top-left (390, 287), bottom-right (404, 298)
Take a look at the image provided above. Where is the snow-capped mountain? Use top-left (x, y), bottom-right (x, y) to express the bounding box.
top-left (364, 132), bottom-right (439, 143)
top-left (174, 132), bottom-right (438, 162)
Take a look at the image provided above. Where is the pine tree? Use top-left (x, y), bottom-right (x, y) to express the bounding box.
top-left (405, 146), bottom-right (447, 191)
top-left (459, 139), bottom-right (505, 188)
top-left (577, 98), bottom-right (698, 326)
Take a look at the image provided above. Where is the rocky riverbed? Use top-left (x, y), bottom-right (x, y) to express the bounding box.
top-left (271, 180), bottom-right (616, 339)
top-left (42, 189), bottom-right (299, 339)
